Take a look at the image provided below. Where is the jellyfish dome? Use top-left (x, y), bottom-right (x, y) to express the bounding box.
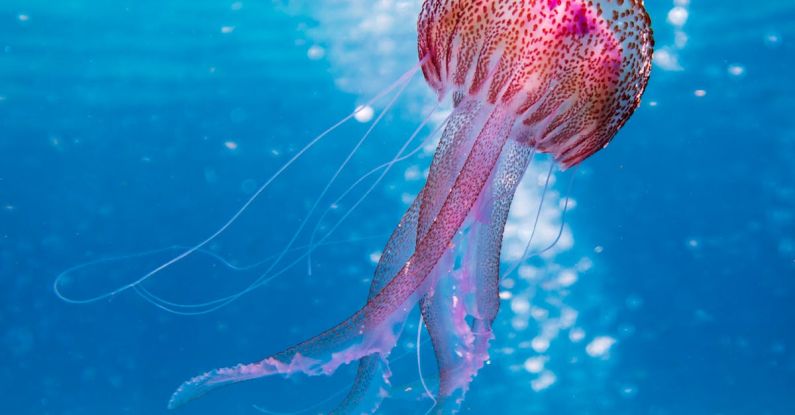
top-left (419, 0), bottom-right (654, 166)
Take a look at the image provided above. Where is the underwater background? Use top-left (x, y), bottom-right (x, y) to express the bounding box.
top-left (1, 0), bottom-right (793, 414)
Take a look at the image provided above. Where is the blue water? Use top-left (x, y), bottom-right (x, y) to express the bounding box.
top-left (2, 1), bottom-right (793, 414)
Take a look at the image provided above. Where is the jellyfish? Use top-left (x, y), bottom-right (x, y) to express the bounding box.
top-left (56, 0), bottom-right (653, 413)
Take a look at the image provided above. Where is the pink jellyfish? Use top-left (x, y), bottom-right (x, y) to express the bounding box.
top-left (162, 0), bottom-right (654, 413)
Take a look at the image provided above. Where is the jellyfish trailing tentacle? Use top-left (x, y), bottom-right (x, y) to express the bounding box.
top-left (52, 61), bottom-right (424, 312)
top-left (167, 101), bottom-right (517, 410)
top-left (327, 192), bottom-right (423, 414)
top-left (151, 77), bottom-right (416, 316)
top-left (306, 100), bottom-right (445, 279)
top-left (321, 110), bottom-right (446, 414)
top-left (314, 106), bottom-right (449, 414)
top-left (331, 93), bottom-right (495, 413)
top-left (142, 104), bottom-right (442, 317)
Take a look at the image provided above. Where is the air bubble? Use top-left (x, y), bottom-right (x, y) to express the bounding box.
top-left (353, 105), bottom-right (374, 123)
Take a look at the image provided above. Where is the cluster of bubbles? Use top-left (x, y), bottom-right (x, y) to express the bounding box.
top-left (653, 0), bottom-right (691, 72)
top-left (650, 0), bottom-right (784, 101)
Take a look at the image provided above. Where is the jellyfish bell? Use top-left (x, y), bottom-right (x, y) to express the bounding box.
top-left (56, 1), bottom-right (653, 414)
top-left (419, 0), bottom-right (653, 167)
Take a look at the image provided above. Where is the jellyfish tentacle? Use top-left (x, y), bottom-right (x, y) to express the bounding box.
top-left (315, 108), bottom-right (446, 414)
top-left (331, 98), bottom-right (490, 414)
top-left (252, 386), bottom-right (348, 415)
top-left (421, 138), bottom-right (533, 414)
top-left (471, 139), bottom-right (534, 323)
top-left (415, 97), bottom-right (492, 410)
top-left (168, 104), bottom-right (515, 411)
top-left (503, 165), bottom-right (578, 280)
top-left (413, 72), bottom-right (532, 414)
top-left (418, 96), bottom-right (485, 240)
top-left (466, 139), bottom-right (534, 395)
top-left (416, 313), bottom-right (437, 405)
top-left (328, 192), bottom-right (422, 414)
top-left (500, 161), bottom-right (554, 280)
top-left (530, 168), bottom-right (576, 256)
top-left (253, 329), bottom-right (437, 415)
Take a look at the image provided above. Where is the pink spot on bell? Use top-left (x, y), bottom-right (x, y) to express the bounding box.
top-left (572, 5), bottom-right (590, 35)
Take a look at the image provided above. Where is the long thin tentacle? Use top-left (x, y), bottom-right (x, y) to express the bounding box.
top-left (135, 95), bottom-right (440, 315)
top-left (136, 78), bottom-right (412, 315)
top-left (417, 313), bottom-right (437, 406)
top-left (53, 62), bottom-right (423, 307)
top-left (307, 101), bottom-right (444, 276)
top-left (133, 125), bottom-right (440, 314)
